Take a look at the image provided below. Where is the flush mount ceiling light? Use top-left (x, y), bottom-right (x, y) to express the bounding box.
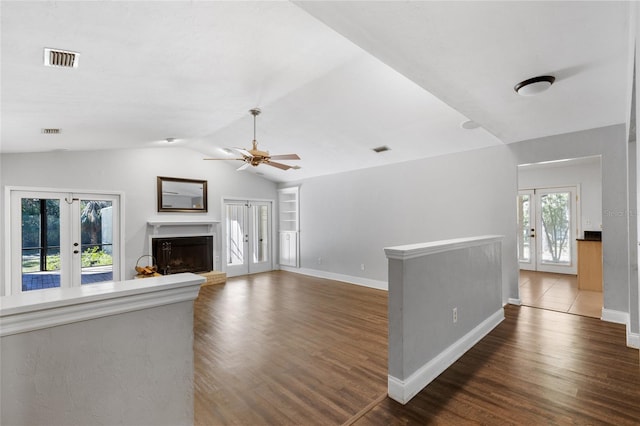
top-left (514, 75), bottom-right (555, 96)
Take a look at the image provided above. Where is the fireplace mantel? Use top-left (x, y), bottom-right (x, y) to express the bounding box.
top-left (147, 217), bottom-right (220, 234)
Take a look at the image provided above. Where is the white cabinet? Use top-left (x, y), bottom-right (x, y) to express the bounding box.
top-left (279, 231), bottom-right (298, 267)
top-left (278, 187), bottom-right (299, 267)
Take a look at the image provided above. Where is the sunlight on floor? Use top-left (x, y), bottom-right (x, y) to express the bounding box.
top-left (519, 270), bottom-right (602, 318)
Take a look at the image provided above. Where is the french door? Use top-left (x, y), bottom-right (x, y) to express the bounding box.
top-left (9, 189), bottom-right (121, 294)
top-left (224, 200), bottom-right (272, 277)
top-left (518, 187), bottom-right (578, 274)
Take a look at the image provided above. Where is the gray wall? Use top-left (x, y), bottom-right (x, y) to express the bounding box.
top-left (284, 143), bottom-right (519, 304)
top-left (1, 301), bottom-right (195, 426)
top-left (0, 147), bottom-right (278, 296)
top-left (388, 240), bottom-right (503, 381)
top-left (509, 124), bottom-right (633, 321)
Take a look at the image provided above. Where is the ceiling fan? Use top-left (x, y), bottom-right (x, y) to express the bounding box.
top-left (204, 108), bottom-right (301, 171)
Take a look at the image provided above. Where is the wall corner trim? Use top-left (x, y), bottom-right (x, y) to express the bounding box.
top-left (627, 331), bottom-right (640, 349)
top-left (387, 308), bottom-right (504, 404)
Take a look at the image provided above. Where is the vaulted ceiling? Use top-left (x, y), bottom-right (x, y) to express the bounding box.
top-left (1, 1), bottom-right (633, 182)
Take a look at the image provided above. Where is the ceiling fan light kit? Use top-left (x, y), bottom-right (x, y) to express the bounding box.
top-left (514, 75), bottom-right (555, 96)
top-left (203, 108), bottom-right (301, 171)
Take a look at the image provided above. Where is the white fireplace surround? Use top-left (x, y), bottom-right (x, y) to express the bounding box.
top-left (147, 217), bottom-right (221, 271)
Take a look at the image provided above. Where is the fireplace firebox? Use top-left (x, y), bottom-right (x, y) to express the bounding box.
top-left (151, 235), bottom-right (213, 275)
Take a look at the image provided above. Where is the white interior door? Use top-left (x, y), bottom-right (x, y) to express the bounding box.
top-left (224, 200), bottom-right (272, 277)
top-left (9, 189), bottom-right (120, 294)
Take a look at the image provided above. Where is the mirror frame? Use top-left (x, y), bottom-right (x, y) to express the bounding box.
top-left (157, 176), bottom-right (208, 213)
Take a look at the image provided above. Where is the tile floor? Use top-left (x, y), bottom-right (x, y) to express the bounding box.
top-left (519, 270), bottom-right (603, 318)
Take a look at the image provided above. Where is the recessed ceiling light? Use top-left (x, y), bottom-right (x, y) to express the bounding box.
top-left (461, 120), bottom-right (481, 130)
top-left (514, 75), bottom-right (555, 96)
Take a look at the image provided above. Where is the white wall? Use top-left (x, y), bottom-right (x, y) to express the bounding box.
top-left (0, 147), bottom-right (278, 295)
top-left (518, 156), bottom-right (603, 235)
top-left (283, 143), bottom-right (519, 304)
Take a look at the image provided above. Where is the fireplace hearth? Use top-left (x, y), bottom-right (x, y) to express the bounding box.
top-left (151, 235), bottom-right (213, 275)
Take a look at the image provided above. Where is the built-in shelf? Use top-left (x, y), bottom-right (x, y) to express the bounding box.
top-left (278, 187), bottom-right (299, 267)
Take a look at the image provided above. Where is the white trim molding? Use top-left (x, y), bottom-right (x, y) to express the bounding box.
top-left (384, 235), bottom-right (503, 260)
top-left (507, 298), bottom-right (522, 306)
top-left (0, 273), bottom-right (204, 337)
top-left (388, 309), bottom-right (504, 404)
top-left (280, 266), bottom-right (388, 291)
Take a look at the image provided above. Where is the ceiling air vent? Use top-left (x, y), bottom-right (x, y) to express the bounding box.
top-left (372, 145), bottom-right (390, 153)
top-left (44, 48), bottom-right (79, 68)
top-left (42, 128), bottom-right (61, 134)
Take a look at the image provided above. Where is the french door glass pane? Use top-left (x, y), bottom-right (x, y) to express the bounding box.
top-left (253, 205), bottom-right (268, 263)
top-left (227, 204), bottom-right (245, 265)
top-left (540, 192), bottom-right (571, 265)
top-left (21, 198), bottom-right (61, 291)
top-left (517, 194), bottom-right (531, 262)
top-left (80, 199), bottom-right (114, 284)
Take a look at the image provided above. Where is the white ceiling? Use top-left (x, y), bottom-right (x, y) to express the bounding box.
top-left (1, 1), bottom-right (633, 182)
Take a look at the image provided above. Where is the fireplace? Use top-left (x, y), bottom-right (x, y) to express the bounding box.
top-left (151, 235), bottom-right (213, 275)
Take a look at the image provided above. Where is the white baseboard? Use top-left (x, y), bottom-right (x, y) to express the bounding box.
top-left (279, 266), bottom-right (388, 291)
top-left (600, 309), bottom-right (640, 349)
top-left (507, 298), bottom-right (522, 306)
top-left (387, 308), bottom-right (505, 404)
top-left (601, 308), bottom-right (628, 324)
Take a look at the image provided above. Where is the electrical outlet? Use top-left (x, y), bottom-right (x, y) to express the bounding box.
top-left (317, 257), bottom-right (322, 265)
top-left (452, 307), bottom-right (458, 323)
top-left (360, 263), bottom-right (365, 271)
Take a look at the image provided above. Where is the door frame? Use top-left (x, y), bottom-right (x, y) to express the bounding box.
top-left (517, 189), bottom-right (536, 271)
top-left (222, 196), bottom-right (275, 277)
top-left (535, 186), bottom-right (579, 274)
top-left (4, 186), bottom-right (125, 296)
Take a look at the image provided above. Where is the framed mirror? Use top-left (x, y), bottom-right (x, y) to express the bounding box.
top-left (157, 176), bottom-right (208, 213)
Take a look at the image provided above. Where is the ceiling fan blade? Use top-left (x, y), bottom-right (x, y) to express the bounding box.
top-left (232, 147), bottom-right (253, 158)
top-left (236, 162), bottom-right (251, 171)
top-left (203, 157), bottom-right (244, 161)
top-left (267, 161), bottom-right (296, 170)
top-left (269, 154), bottom-right (300, 160)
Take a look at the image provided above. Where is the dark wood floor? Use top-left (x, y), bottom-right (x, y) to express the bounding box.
top-left (194, 271), bottom-right (640, 425)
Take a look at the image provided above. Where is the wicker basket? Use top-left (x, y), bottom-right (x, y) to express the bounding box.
top-left (135, 254), bottom-right (158, 277)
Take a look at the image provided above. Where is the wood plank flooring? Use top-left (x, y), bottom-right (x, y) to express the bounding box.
top-left (194, 271), bottom-right (640, 425)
